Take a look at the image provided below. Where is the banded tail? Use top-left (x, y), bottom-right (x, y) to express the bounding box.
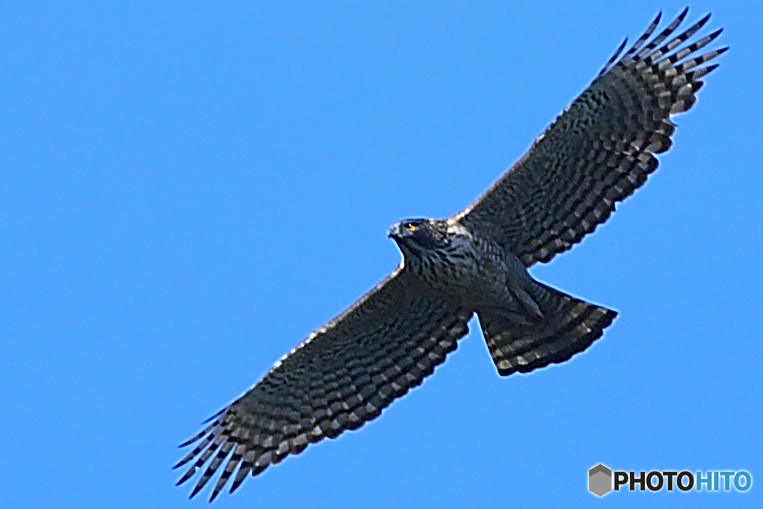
top-left (477, 283), bottom-right (617, 376)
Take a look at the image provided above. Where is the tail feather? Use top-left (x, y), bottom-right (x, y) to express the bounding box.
top-left (478, 284), bottom-right (617, 376)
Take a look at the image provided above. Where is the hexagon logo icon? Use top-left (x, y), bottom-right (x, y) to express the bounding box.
top-left (588, 464), bottom-right (613, 497)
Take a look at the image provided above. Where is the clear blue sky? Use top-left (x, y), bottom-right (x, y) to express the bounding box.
top-left (2, 2), bottom-right (761, 507)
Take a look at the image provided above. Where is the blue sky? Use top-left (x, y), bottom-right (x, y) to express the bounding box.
top-left (2, 1), bottom-right (761, 507)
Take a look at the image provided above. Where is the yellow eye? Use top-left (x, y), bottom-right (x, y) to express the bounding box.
top-left (407, 223), bottom-right (417, 232)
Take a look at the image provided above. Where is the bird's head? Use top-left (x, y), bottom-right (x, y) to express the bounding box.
top-left (388, 218), bottom-right (447, 252)
top-left (388, 217), bottom-right (473, 257)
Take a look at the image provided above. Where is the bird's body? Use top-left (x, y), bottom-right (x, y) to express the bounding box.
top-left (175, 9), bottom-right (726, 501)
top-left (388, 219), bottom-right (518, 306)
top-left (389, 219), bottom-right (545, 320)
top-left (389, 217), bottom-right (618, 375)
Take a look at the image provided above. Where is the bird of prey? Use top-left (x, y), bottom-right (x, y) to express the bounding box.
top-left (175, 9), bottom-right (726, 501)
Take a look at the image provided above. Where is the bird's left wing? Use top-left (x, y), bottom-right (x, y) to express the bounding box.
top-left (455, 9), bottom-right (726, 267)
top-left (174, 266), bottom-right (471, 501)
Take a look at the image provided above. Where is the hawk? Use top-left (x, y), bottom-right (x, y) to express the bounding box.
top-left (175, 9), bottom-right (726, 501)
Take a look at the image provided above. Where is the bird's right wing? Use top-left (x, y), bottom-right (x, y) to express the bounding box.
top-left (455, 9), bottom-right (726, 267)
top-left (174, 266), bottom-right (472, 501)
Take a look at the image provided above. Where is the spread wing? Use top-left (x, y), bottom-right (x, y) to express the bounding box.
top-left (455, 9), bottom-right (727, 267)
top-left (173, 266), bottom-right (472, 501)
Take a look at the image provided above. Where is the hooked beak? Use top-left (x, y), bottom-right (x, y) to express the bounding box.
top-left (388, 223), bottom-right (401, 239)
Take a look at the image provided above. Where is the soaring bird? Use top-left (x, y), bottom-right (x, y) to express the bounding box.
top-left (175, 9), bottom-right (726, 501)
